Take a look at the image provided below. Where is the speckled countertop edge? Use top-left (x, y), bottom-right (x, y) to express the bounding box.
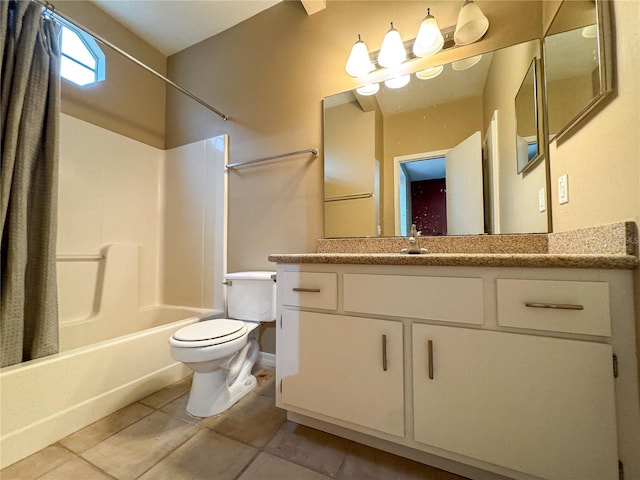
top-left (548, 221), bottom-right (638, 256)
top-left (271, 222), bottom-right (639, 270)
top-left (267, 253), bottom-right (639, 269)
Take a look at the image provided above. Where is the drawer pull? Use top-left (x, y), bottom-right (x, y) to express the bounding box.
top-left (382, 335), bottom-right (388, 371)
top-left (525, 302), bottom-right (584, 311)
top-left (292, 287), bottom-right (321, 293)
top-left (427, 340), bottom-right (434, 380)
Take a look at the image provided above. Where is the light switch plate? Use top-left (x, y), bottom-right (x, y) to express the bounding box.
top-left (538, 187), bottom-right (546, 212)
top-left (558, 174), bottom-right (569, 204)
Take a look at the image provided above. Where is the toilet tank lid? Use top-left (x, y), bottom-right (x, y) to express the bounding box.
top-left (224, 271), bottom-right (276, 281)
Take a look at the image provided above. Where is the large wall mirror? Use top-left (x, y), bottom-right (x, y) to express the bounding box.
top-left (324, 39), bottom-right (549, 238)
top-left (544, 0), bottom-right (613, 142)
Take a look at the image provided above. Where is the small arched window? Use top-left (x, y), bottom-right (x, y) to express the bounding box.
top-left (57, 20), bottom-right (105, 87)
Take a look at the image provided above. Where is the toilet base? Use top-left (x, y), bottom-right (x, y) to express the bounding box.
top-left (184, 338), bottom-right (259, 418)
top-left (186, 369), bottom-right (258, 417)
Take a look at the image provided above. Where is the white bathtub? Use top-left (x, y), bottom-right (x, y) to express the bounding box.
top-left (0, 305), bottom-right (220, 469)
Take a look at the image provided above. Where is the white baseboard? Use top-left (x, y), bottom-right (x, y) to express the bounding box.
top-left (257, 351), bottom-right (275, 368)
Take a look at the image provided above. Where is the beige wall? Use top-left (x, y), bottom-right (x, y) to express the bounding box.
top-left (166, 0), bottom-right (543, 274)
top-left (55, 1), bottom-right (167, 148)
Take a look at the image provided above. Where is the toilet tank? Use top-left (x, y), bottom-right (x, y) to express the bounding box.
top-left (224, 271), bottom-right (276, 322)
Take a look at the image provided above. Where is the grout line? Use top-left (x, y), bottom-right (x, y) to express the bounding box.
top-left (231, 449), bottom-right (262, 480)
top-left (131, 426), bottom-right (198, 480)
top-left (54, 443), bottom-right (119, 480)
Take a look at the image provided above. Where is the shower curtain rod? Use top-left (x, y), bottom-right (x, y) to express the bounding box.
top-left (32, 0), bottom-right (229, 121)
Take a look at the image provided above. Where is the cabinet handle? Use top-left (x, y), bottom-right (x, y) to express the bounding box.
top-left (525, 302), bottom-right (584, 311)
top-left (427, 340), bottom-right (434, 380)
top-left (292, 287), bottom-right (321, 293)
top-left (382, 334), bottom-right (388, 372)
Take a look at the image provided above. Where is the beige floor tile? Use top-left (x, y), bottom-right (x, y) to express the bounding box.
top-left (37, 456), bottom-right (114, 480)
top-left (0, 444), bottom-right (75, 480)
top-left (238, 452), bottom-right (331, 480)
top-left (60, 403), bottom-right (153, 453)
top-left (138, 428), bottom-right (257, 480)
top-left (252, 366), bottom-right (275, 399)
top-left (202, 393), bottom-right (287, 447)
top-left (81, 410), bottom-right (198, 480)
top-left (140, 376), bottom-right (193, 409)
top-left (337, 442), bottom-right (441, 480)
top-left (266, 421), bottom-right (351, 477)
top-left (159, 394), bottom-right (202, 426)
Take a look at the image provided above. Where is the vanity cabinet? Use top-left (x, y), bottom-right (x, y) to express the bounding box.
top-left (275, 264), bottom-right (638, 480)
top-left (412, 324), bottom-right (618, 480)
top-left (280, 310), bottom-right (404, 437)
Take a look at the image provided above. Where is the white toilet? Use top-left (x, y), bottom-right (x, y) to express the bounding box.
top-left (169, 271), bottom-right (276, 417)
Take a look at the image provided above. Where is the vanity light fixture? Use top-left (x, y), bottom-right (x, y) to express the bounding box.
top-left (378, 23), bottom-right (407, 68)
top-left (413, 9), bottom-right (444, 58)
top-left (345, 34), bottom-right (375, 78)
top-left (454, 0), bottom-right (489, 46)
top-left (356, 83), bottom-right (380, 96)
top-left (416, 65), bottom-right (444, 80)
top-left (344, 2), bottom-right (489, 92)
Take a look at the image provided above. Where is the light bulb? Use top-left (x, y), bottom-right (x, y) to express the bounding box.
top-left (451, 54), bottom-right (482, 71)
top-left (413, 9), bottom-right (444, 58)
top-left (454, 0), bottom-right (489, 46)
top-left (416, 65), bottom-right (444, 80)
top-left (356, 83), bottom-right (380, 96)
top-left (582, 24), bottom-right (597, 39)
top-left (384, 74), bottom-right (410, 89)
top-left (345, 35), bottom-right (374, 78)
top-left (378, 23), bottom-right (407, 68)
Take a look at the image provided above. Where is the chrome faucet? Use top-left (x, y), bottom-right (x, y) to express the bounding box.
top-left (401, 224), bottom-right (429, 254)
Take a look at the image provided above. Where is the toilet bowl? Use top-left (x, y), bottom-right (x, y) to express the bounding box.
top-left (169, 271), bottom-right (276, 417)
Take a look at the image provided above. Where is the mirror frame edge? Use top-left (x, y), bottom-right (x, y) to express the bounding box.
top-left (517, 57), bottom-right (546, 177)
top-left (543, 0), bottom-right (614, 144)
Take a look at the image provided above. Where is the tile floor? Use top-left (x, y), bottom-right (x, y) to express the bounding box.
top-left (2, 367), bottom-right (469, 480)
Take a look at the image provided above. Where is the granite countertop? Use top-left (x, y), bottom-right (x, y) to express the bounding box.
top-left (267, 252), bottom-right (639, 269)
top-left (268, 222), bottom-right (639, 270)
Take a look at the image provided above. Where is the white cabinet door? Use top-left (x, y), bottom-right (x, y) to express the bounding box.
top-left (280, 310), bottom-right (404, 437)
top-left (412, 324), bottom-right (618, 480)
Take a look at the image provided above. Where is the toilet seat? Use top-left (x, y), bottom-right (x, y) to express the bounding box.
top-left (170, 319), bottom-right (248, 348)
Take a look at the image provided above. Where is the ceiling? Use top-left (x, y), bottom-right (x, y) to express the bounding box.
top-left (90, 0), bottom-right (283, 56)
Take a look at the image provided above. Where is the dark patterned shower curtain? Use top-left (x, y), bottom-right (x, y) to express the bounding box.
top-left (1, 0), bottom-right (61, 367)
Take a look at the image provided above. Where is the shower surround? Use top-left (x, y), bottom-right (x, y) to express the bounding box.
top-left (0, 114), bottom-right (227, 468)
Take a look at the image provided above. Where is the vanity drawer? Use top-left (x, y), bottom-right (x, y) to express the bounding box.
top-left (496, 279), bottom-right (611, 336)
top-left (281, 272), bottom-right (338, 310)
top-left (343, 274), bottom-right (483, 325)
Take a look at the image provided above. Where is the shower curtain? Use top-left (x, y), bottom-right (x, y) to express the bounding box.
top-left (1, 1), bottom-right (61, 367)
